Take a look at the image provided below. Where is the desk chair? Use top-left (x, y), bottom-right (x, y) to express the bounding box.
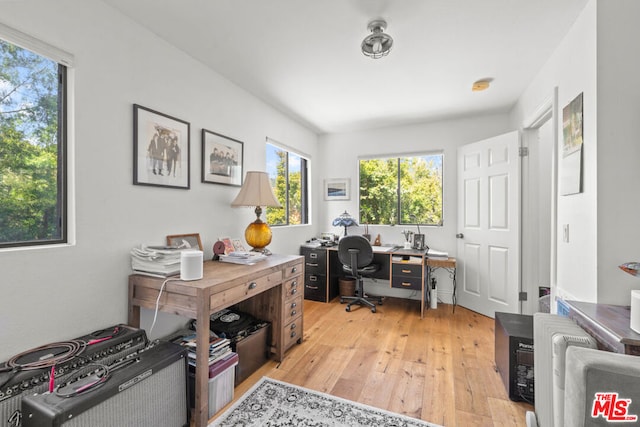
top-left (338, 235), bottom-right (383, 313)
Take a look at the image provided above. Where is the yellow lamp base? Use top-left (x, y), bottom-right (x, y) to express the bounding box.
top-left (245, 220), bottom-right (272, 252)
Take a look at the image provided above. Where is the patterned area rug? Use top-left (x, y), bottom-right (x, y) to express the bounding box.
top-left (210, 376), bottom-right (443, 427)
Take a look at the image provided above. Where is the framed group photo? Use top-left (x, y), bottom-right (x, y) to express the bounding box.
top-left (202, 129), bottom-right (243, 186)
top-left (133, 104), bottom-right (190, 189)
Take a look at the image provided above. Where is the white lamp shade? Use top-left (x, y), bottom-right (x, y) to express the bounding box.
top-left (231, 171), bottom-right (281, 208)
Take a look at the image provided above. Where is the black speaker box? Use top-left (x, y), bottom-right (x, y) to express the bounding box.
top-left (495, 312), bottom-right (534, 403)
top-left (21, 342), bottom-right (189, 427)
top-left (0, 324), bottom-right (147, 427)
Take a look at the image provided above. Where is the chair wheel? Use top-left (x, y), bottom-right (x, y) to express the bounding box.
top-left (371, 307), bottom-right (376, 313)
top-left (346, 306), bottom-right (351, 312)
top-left (340, 298), bottom-right (344, 304)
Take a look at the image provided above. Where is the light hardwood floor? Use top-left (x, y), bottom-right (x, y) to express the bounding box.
top-left (210, 297), bottom-right (534, 427)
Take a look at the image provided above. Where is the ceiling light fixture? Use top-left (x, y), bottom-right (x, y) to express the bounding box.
top-left (472, 79), bottom-right (493, 92)
top-left (361, 19), bottom-right (393, 59)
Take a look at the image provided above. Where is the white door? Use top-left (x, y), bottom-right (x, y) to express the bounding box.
top-left (456, 131), bottom-right (520, 318)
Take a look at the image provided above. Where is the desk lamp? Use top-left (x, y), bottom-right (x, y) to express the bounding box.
top-left (332, 211), bottom-right (358, 237)
top-left (231, 171), bottom-right (281, 253)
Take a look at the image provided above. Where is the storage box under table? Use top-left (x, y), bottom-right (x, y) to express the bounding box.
top-left (189, 352), bottom-right (239, 417)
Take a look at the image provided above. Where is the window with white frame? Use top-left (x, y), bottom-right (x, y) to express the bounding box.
top-left (265, 141), bottom-right (309, 226)
top-left (0, 29), bottom-right (69, 248)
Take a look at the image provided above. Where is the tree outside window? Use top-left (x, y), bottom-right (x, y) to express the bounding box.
top-left (0, 38), bottom-right (67, 247)
top-left (359, 154), bottom-right (443, 226)
top-left (265, 142), bottom-right (308, 226)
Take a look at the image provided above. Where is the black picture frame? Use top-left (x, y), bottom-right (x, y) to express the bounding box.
top-left (133, 104), bottom-right (190, 189)
top-left (201, 129), bottom-right (244, 186)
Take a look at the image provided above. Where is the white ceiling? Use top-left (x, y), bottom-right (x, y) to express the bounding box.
top-left (102, 0), bottom-right (589, 134)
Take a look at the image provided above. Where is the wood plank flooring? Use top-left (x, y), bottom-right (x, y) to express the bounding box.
top-left (209, 297), bottom-right (534, 427)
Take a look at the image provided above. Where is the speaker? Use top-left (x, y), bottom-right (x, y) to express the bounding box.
top-left (495, 312), bottom-right (534, 403)
top-left (180, 250), bottom-right (203, 281)
top-left (21, 342), bottom-right (189, 427)
top-left (0, 325), bottom-right (147, 427)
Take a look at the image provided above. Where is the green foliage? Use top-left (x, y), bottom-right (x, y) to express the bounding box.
top-left (265, 148), bottom-right (303, 226)
top-left (0, 39), bottom-right (61, 244)
top-left (360, 155), bottom-right (442, 226)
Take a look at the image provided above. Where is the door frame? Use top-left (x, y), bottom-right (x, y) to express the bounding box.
top-left (520, 87), bottom-right (559, 314)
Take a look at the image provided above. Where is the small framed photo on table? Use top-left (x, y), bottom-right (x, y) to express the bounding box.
top-left (166, 233), bottom-right (203, 250)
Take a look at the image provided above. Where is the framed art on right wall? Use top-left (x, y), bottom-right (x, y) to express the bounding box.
top-left (324, 178), bottom-right (350, 200)
top-left (560, 92), bottom-right (584, 196)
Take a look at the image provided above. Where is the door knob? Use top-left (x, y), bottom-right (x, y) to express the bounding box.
top-left (456, 233), bottom-right (464, 239)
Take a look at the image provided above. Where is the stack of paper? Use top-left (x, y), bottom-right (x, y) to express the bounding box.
top-left (427, 248), bottom-right (449, 259)
top-left (218, 251), bottom-right (267, 265)
top-left (130, 245), bottom-right (184, 277)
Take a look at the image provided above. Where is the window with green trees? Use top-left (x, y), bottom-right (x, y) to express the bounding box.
top-left (0, 38), bottom-right (67, 248)
top-left (359, 154), bottom-right (443, 226)
top-left (265, 142), bottom-right (308, 226)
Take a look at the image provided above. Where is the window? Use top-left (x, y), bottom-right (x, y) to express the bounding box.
top-left (359, 153), bottom-right (443, 226)
top-left (265, 142), bottom-right (309, 226)
top-left (0, 37), bottom-right (67, 248)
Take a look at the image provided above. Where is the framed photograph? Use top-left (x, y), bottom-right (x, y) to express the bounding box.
top-left (219, 237), bottom-right (235, 254)
top-left (202, 129), bottom-right (243, 186)
top-left (166, 233), bottom-right (203, 250)
top-left (324, 178), bottom-right (350, 200)
top-left (134, 104), bottom-right (190, 189)
top-left (561, 92), bottom-right (584, 196)
top-left (231, 238), bottom-right (247, 252)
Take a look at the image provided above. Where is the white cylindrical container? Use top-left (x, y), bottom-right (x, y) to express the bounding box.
top-left (631, 290), bottom-right (640, 333)
top-left (430, 287), bottom-right (437, 309)
top-left (180, 250), bottom-right (203, 281)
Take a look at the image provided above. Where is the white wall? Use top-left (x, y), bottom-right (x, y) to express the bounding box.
top-left (511, 0), bottom-right (598, 304)
top-left (317, 113), bottom-right (513, 301)
top-left (0, 0), bottom-right (317, 361)
top-left (595, 0), bottom-right (640, 304)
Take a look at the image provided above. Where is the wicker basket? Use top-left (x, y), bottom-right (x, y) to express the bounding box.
top-left (339, 278), bottom-right (356, 297)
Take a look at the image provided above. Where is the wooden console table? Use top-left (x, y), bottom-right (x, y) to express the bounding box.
top-left (128, 254), bottom-right (304, 427)
top-left (564, 299), bottom-right (640, 355)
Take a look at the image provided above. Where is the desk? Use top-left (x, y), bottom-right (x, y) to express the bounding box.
top-left (128, 254), bottom-right (304, 427)
top-left (564, 300), bottom-right (640, 355)
top-left (300, 244), bottom-right (456, 318)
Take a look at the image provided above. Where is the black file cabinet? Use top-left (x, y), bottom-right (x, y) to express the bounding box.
top-left (300, 246), bottom-right (339, 302)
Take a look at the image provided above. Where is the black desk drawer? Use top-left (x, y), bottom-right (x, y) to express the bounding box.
top-left (391, 263), bottom-right (422, 291)
top-left (392, 263), bottom-right (422, 277)
top-left (301, 247), bottom-right (327, 275)
top-left (304, 273), bottom-right (327, 302)
top-left (392, 275), bottom-right (422, 290)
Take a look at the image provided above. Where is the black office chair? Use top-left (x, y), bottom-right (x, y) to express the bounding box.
top-left (338, 235), bottom-right (383, 313)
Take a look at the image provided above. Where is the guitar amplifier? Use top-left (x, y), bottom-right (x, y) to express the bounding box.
top-left (21, 341), bottom-right (189, 427)
top-left (0, 324), bottom-right (147, 427)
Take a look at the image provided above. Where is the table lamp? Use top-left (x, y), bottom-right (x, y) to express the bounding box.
top-left (231, 171), bottom-right (281, 253)
top-left (332, 211), bottom-right (358, 237)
